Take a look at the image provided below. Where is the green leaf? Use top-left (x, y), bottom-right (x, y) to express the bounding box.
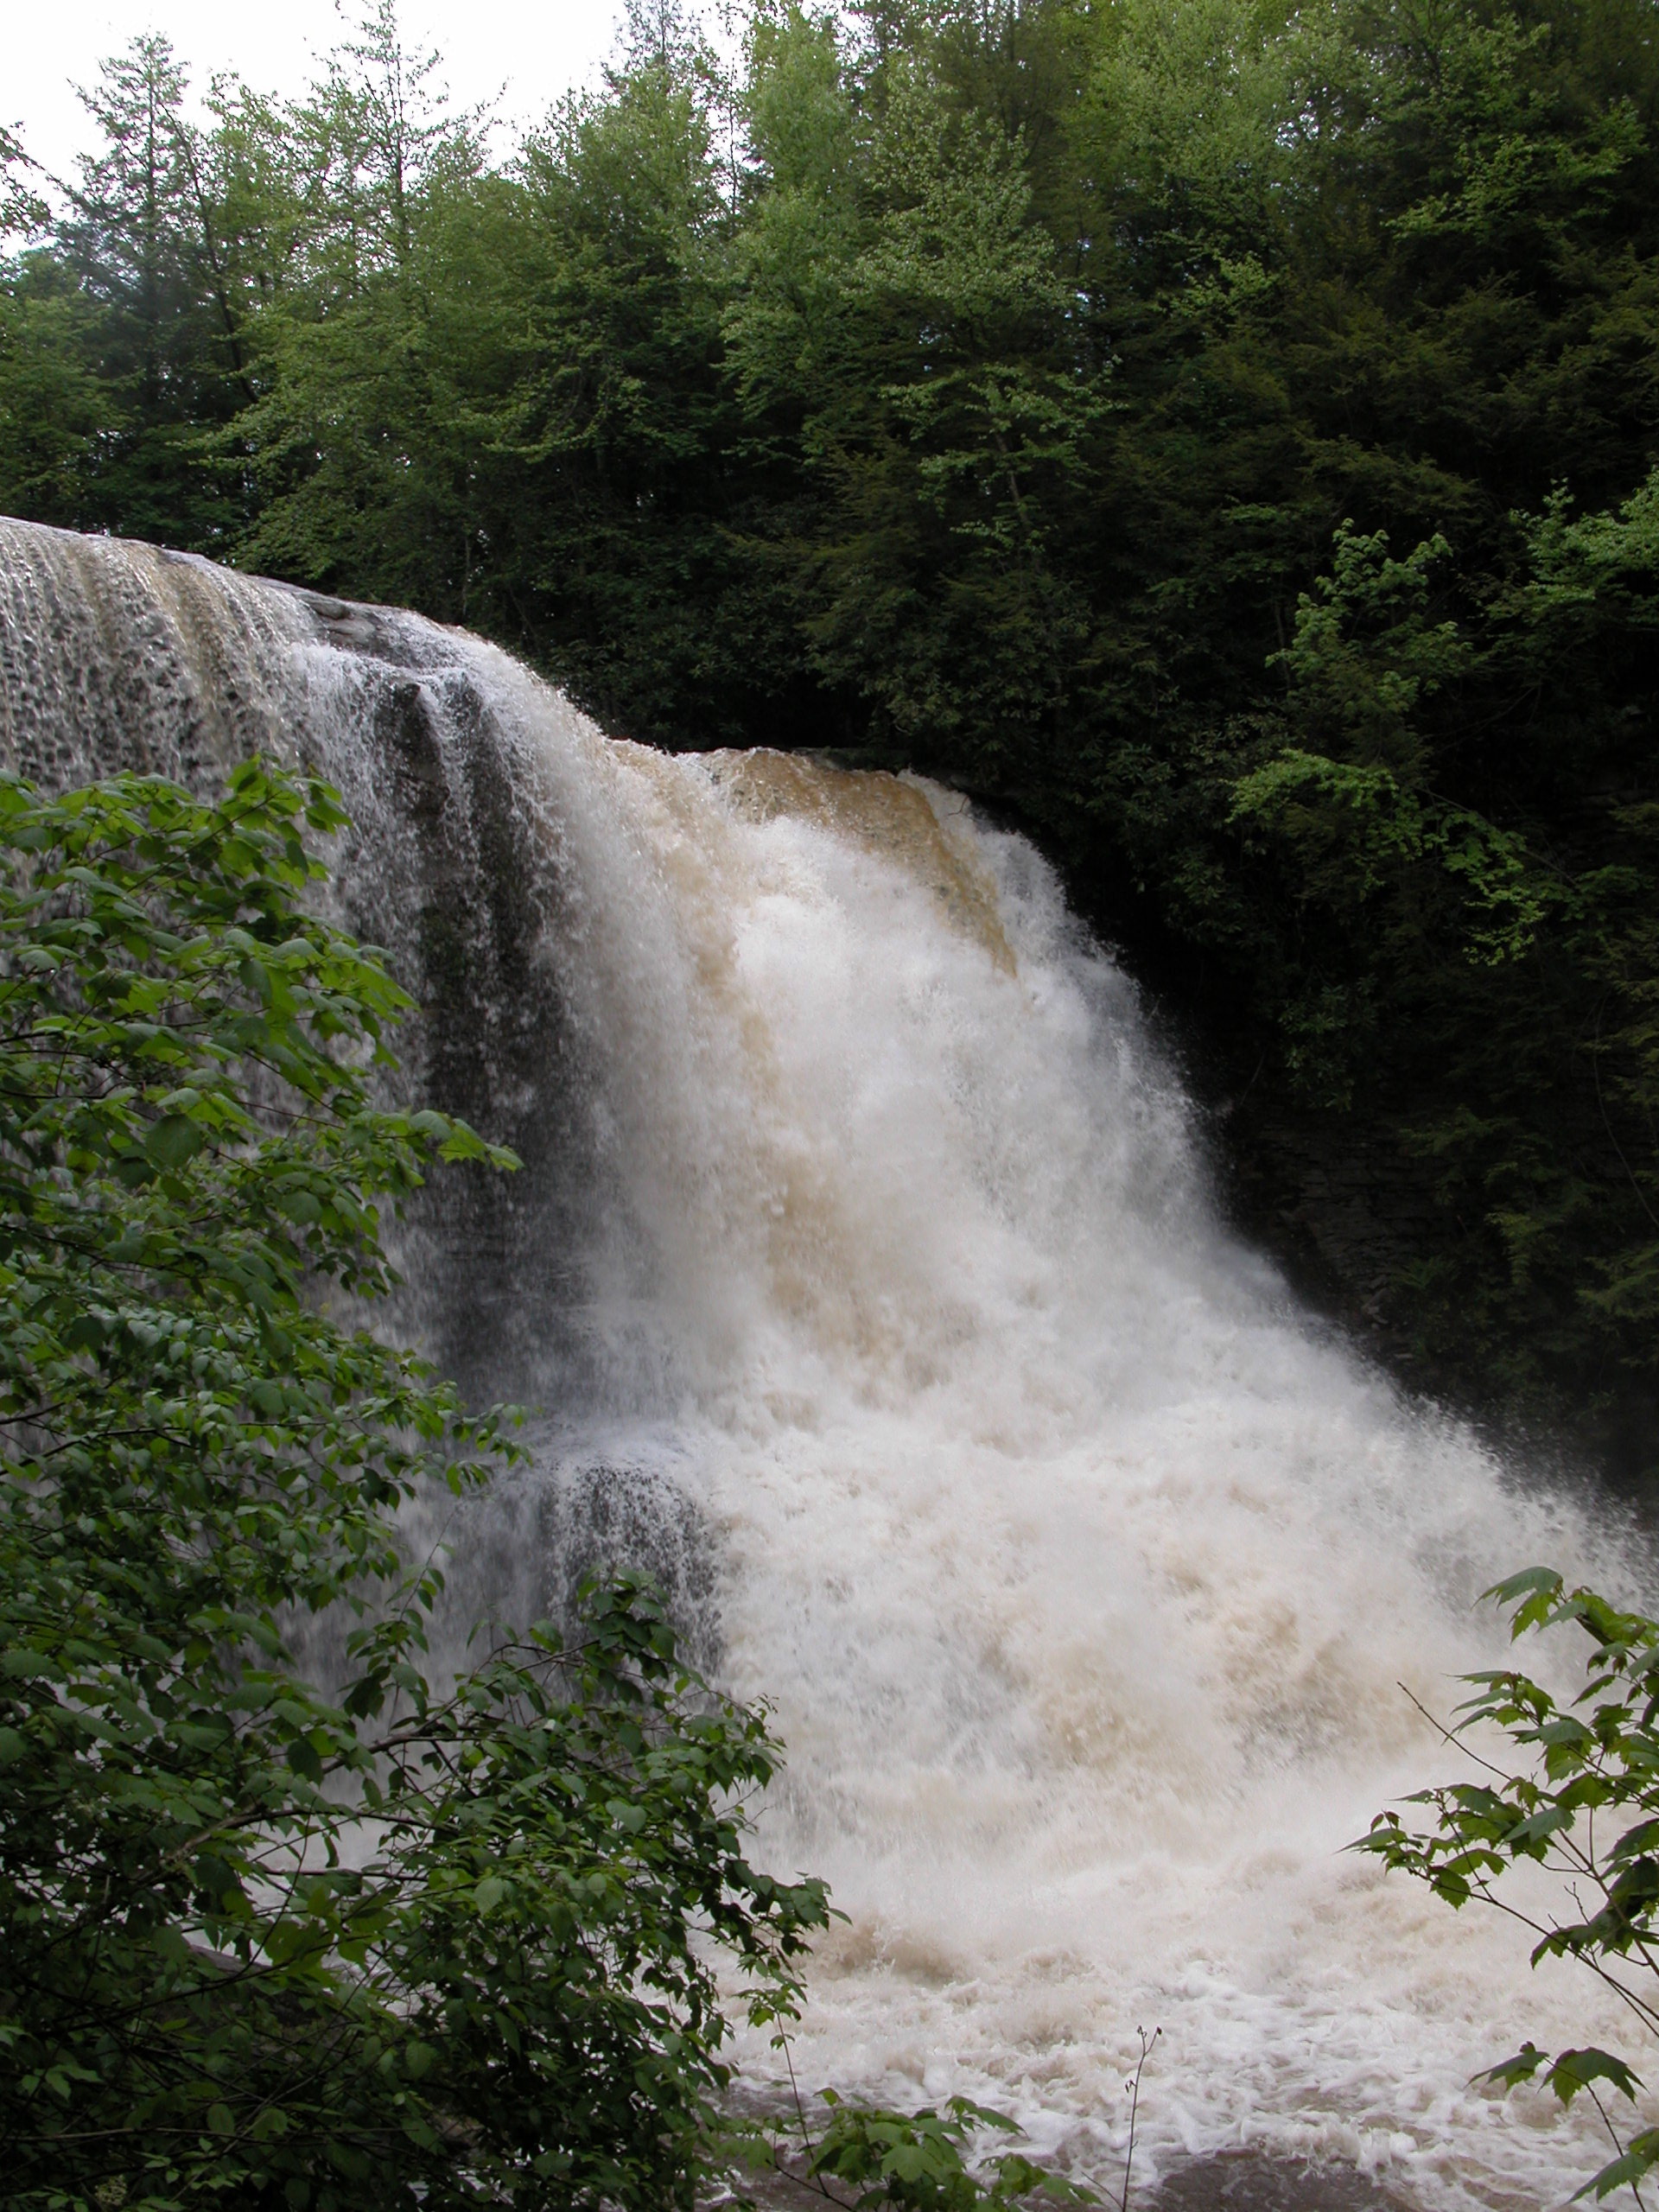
top-left (144, 1112), bottom-right (206, 1169)
top-left (1575, 2132), bottom-right (1659, 2202)
top-left (1479, 2043), bottom-right (1550, 2091)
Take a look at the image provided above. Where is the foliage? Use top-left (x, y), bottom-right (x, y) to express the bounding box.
top-left (772, 2089), bottom-right (1096, 2212)
top-left (0, 126), bottom-right (46, 238)
top-left (1361, 1569), bottom-right (1659, 2204)
top-left (0, 760), bottom-right (835, 2210)
top-left (6, 0), bottom-right (1659, 1458)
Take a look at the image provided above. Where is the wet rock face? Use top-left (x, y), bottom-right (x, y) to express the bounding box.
top-left (721, 2149), bottom-right (1413, 2212)
top-left (346, 665), bottom-right (604, 1411)
top-left (0, 518), bottom-right (619, 1416)
top-left (433, 1455), bottom-right (722, 1678)
top-left (1145, 2155), bottom-right (1412, 2211)
top-left (0, 517), bottom-right (721, 1665)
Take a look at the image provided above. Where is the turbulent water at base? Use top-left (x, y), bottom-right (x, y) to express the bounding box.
top-left (2, 517), bottom-right (1649, 2210)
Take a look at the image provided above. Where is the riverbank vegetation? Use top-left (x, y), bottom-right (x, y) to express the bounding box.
top-left (3, 0), bottom-right (1659, 1465)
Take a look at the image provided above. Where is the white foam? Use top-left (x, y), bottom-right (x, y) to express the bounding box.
top-left (524, 744), bottom-right (1640, 2210)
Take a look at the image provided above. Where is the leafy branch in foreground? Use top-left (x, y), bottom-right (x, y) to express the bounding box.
top-left (1359, 1569), bottom-right (1659, 2204)
top-left (0, 760), bottom-right (831, 2211)
top-left (742, 2082), bottom-right (1096, 2212)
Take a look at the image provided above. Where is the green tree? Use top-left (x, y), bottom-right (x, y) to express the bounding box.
top-left (0, 126), bottom-right (46, 240)
top-left (0, 252), bottom-right (119, 528)
top-left (729, 9), bottom-right (1103, 782)
top-left (54, 36), bottom-right (251, 543)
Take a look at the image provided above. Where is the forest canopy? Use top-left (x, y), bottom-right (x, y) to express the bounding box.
top-left (4, 0), bottom-right (1659, 1467)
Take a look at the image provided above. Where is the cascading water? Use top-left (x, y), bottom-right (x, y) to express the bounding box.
top-left (0, 516), bottom-right (1646, 2210)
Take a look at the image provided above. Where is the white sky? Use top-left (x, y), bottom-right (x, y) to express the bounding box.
top-left (5, 0), bottom-right (626, 188)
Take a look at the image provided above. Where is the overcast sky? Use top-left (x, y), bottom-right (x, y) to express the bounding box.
top-left (6, 1), bottom-right (626, 188)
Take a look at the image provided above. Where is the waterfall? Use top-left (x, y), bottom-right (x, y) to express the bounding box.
top-left (0, 516), bottom-right (1641, 2209)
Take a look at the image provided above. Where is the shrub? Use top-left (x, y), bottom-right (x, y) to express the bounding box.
top-left (1363, 1568), bottom-right (1659, 2203)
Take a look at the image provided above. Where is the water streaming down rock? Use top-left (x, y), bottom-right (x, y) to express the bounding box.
top-left (0, 517), bottom-right (1645, 2210)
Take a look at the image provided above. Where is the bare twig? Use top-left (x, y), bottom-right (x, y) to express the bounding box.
top-left (1396, 1678), bottom-right (1516, 1783)
top-left (1122, 2025), bottom-right (1160, 2212)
